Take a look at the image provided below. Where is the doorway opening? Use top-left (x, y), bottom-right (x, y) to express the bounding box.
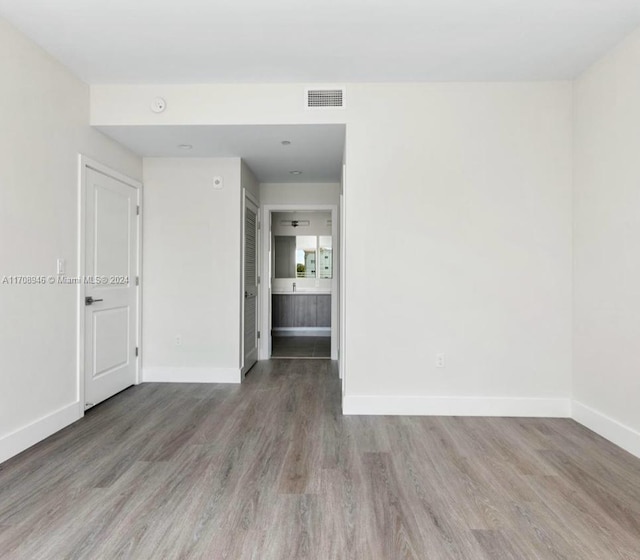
top-left (261, 204), bottom-right (339, 362)
top-left (271, 210), bottom-right (333, 358)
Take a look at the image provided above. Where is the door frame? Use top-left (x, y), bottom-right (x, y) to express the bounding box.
top-left (241, 189), bottom-right (260, 377)
top-left (260, 203), bottom-right (339, 362)
top-left (77, 155), bottom-right (143, 416)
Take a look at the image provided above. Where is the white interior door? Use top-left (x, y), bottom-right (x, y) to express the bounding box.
top-left (84, 167), bottom-right (139, 408)
top-left (242, 194), bottom-right (259, 375)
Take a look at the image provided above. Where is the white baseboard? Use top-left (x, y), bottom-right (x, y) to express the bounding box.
top-left (572, 401), bottom-right (640, 459)
top-left (342, 395), bottom-right (571, 417)
top-left (0, 402), bottom-right (81, 465)
top-left (142, 367), bottom-right (241, 384)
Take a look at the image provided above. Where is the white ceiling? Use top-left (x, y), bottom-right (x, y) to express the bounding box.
top-left (2, 0), bottom-right (640, 83)
top-left (97, 124), bottom-right (346, 183)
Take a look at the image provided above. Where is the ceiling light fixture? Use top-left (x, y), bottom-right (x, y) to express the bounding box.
top-left (281, 220), bottom-right (310, 228)
top-left (289, 170), bottom-right (302, 175)
top-left (178, 144), bottom-right (193, 150)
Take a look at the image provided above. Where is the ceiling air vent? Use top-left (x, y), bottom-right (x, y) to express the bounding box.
top-left (305, 87), bottom-right (345, 109)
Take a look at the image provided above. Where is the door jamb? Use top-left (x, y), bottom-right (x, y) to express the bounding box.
top-left (77, 155), bottom-right (143, 417)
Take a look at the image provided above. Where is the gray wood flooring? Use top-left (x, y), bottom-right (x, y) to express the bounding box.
top-left (1, 360), bottom-right (640, 559)
top-left (271, 336), bottom-right (331, 358)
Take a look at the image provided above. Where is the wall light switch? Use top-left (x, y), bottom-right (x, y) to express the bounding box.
top-left (213, 176), bottom-right (224, 190)
top-left (56, 258), bottom-right (65, 275)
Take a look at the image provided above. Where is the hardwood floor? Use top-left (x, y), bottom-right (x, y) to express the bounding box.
top-left (1, 360), bottom-right (640, 559)
top-left (271, 336), bottom-right (331, 358)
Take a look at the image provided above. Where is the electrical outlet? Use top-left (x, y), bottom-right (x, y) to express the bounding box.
top-left (436, 353), bottom-right (445, 368)
top-left (175, 335), bottom-right (182, 346)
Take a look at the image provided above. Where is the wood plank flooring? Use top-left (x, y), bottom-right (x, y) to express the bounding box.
top-left (271, 336), bottom-right (331, 359)
top-left (1, 360), bottom-right (640, 559)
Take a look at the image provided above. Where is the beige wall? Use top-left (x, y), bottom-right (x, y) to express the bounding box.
top-left (241, 160), bottom-right (260, 202)
top-left (0, 17), bottom-right (141, 462)
top-left (573, 28), bottom-right (640, 455)
top-left (260, 183), bottom-right (340, 206)
top-left (343, 84), bottom-right (572, 411)
top-left (142, 158), bottom-right (243, 382)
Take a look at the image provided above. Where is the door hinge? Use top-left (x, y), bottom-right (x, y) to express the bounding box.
top-left (136, 276), bottom-right (139, 286)
top-left (136, 205), bottom-right (140, 215)
top-left (257, 275), bottom-right (261, 285)
top-left (258, 220), bottom-right (261, 230)
top-left (135, 347), bottom-right (139, 357)
top-left (257, 331), bottom-right (261, 339)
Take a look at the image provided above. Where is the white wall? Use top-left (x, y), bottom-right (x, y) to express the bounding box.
top-left (573, 28), bottom-right (640, 457)
top-left (343, 84), bottom-right (573, 415)
top-left (142, 158), bottom-right (243, 383)
top-left (0, 17), bottom-right (142, 463)
top-left (91, 84), bottom-right (344, 126)
top-left (92, 82), bottom-right (574, 417)
top-left (241, 160), bottom-right (260, 202)
top-left (260, 183), bottom-right (340, 206)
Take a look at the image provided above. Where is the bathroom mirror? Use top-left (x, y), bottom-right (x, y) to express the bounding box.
top-left (318, 236), bottom-right (333, 279)
top-left (274, 235), bottom-right (332, 279)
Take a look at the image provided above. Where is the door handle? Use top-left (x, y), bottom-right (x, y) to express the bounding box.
top-left (85, 296), bottom-right (104, 306)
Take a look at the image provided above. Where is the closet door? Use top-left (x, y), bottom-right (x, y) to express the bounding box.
top-left (242, 194), bottom-right (259, 375)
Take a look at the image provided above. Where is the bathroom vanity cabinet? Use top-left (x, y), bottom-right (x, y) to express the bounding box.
top-left (272, 293), bottom-right (331, 330)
